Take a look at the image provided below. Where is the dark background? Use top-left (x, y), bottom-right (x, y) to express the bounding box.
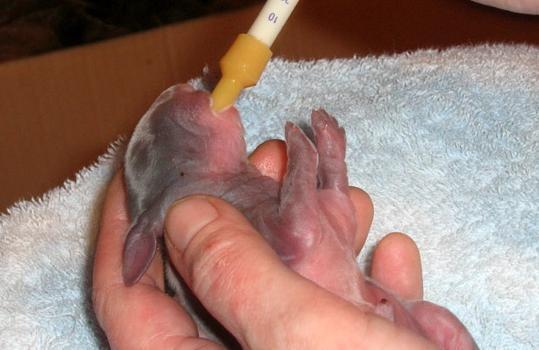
top-left (0, 0), bottom-right (261, 62)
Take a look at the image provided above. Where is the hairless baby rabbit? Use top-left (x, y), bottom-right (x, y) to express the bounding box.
top-left (122, 83), bottom-right (479, 349)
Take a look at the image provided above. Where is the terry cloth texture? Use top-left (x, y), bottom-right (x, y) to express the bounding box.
top-left (1, 44), bottom-right (538, 349)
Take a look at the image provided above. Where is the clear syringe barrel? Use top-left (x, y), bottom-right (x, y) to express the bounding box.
top-left (248, 0), bottom-right (300, 47)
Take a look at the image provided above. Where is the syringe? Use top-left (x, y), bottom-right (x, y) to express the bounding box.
top-left (211, 0), bottom-right (300, 112)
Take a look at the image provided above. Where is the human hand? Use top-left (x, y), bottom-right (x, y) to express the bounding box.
top-left (92, 140), bottom-right (434, 349)
top-left (470, 0), bottom-right (539, 14)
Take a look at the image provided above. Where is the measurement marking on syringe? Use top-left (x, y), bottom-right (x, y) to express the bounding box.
top-left (268, 12), bottom-right (278, 23)
top-left (248, 0), bottom-right (300, 47)
top-left (268, 0), bottom-right (293, 24)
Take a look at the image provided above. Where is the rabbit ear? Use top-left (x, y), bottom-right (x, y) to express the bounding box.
top-left (122, 217), bottom-right (160, 286)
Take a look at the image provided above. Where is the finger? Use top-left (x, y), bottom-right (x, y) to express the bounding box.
top-left (94, 279), bottom-right (225, 350)
top-left (370, 232), bottom-right (423, 300)
top-left (164, 195), bottom-right (307, 348)
top-left (164, 196), bottom-right (434, 349)
top-left (248, 139), bottom-right (287, 182)
top-left (93, 171), bottom-right (225, 349)
top-left (471, 0), bottom-right (539, 14)
top-left (349, 187), bottom-right (374, 255)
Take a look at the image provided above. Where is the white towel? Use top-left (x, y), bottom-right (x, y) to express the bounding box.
top-left (1, 44), bottom-right (537, 349)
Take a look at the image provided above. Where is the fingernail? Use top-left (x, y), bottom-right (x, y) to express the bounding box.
top-left (165, 197), bottom-right (219, 252)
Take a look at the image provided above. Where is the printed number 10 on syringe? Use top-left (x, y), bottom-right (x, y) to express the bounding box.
top-left (248, 0), bottom-right (300, 47)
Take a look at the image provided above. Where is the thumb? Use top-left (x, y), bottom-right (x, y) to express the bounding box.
top-left (164, 195), bottom-right (435, 350)
top-left (164, 195), bottom-right (309, 348)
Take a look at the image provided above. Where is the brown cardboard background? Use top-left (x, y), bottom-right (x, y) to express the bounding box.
top-left (1, 0), bottom-right (538, 211)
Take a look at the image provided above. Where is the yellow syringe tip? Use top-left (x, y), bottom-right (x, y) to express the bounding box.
top-left (211, 34), bottom-right (272, 112)
top-left (212, 78), bottom-right (243, 113)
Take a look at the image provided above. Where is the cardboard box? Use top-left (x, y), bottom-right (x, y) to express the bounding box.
top-left (1, 0), bottom-right (537, 211)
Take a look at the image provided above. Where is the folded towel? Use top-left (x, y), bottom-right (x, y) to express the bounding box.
top-left (1, 44), bottom-right (537, 349)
